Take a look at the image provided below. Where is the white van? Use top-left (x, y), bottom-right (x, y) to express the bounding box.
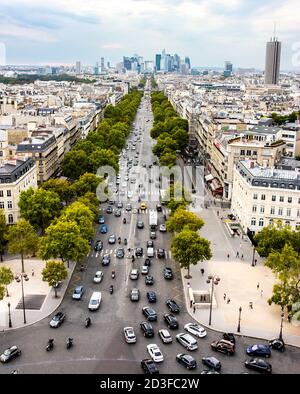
top-left (147, 247), bottom-right (154, 258)
top-left (88, 291), bottom-right (102, 311)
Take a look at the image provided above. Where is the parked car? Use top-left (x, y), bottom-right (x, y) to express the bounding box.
top-left (94, 240), bottom-right (103, 251)
top-left (244, 358), bottom-right (272, 374)
top-left (102, 254), bottom-right (111, 266)
top-left (164, 313), bottom-right (179, 329)
top-left (142, 306), bottom-right (157, 321)
top-left (147, 344), bottom-right (164, 362)
top-left (145, 275), bottom-right (154, 285)
top-left (100, 224), bottom-right (108, 234)
top-left (158, 329), bottom-right (172, 344)
top-left (184, 323), bottom-right (207, 338)
top-left (223, 332), bottom-right (236, 344)
top-left (164, 267), bottom-right (173, 280)
top-left (141, 359), bottom-right (159, 375)
top-left (72, 285), bottom-right (84, 300)
top-left (269, 338), bottom-right (285, 352)
top-left (130, 288), bottom-right (140, 301)
top-left (211, 339), bottom-right (235, 355)
top-left (147, 291), bottom-right (157, 303)
top-left (166, 299), bottom-right (180, 313)
top-left (116, 247), bottom-right (125, 258)
top-left (202, 356), bottom-right (221, 371)
top-left (176, 333), bottom-right (198, 351)
top-left (140, 322), bottom-right (154, 338)
top-left (0, 346), bottom-right (21, 363)
top-left (246, 344), bottom-right (271, 358)
top-left (50, 312), bottom-right (65, 328)
top-left (123, 327), bottom-right (137, 344)
top-left (176, 353), bottom-right (197, 370)
top-left (93, 271), bottom-right (104, 283)
top-left (157, 249), bottom-right (165, 259)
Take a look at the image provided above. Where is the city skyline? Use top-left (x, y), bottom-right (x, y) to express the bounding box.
top-left (0, 0), bottom-right (299, 70)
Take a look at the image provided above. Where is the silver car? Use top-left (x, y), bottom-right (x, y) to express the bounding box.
top-left (159, 329), bottom-right (172, 344)
top-left (124, 327), bottom-right (137, 344)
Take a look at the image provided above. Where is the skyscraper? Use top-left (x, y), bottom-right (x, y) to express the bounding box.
top-left (265, 37), bottom-right (281, 85)
top-left (75, 61), bottom-right (81, 74)
top-left (224, 61), bottom-right (233, 77)
top-left (101, 57), bottom-right (105, 72)
top-left (155, 54), bottom-right (161, 71)
top-left (184, 57), bottom-right (191, 69)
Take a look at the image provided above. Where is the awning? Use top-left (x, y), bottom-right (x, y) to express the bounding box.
top-left (205, 174), bottom-right (214, 182)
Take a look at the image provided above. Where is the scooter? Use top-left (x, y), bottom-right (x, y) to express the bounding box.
top-left (80, 264), bottom-right (84, 272)
top-left (124, 238), bottom-right (127, 245)
top-left (66, 337), bottom-right (73, 349)
top-left (85, 317), bottom-right (91, 328)
top-left (109, 285), bottom-right (114, 294)
top-left (46, 339), bottom-right (54, 351)
top-left (111, 271), bottom-right (116, 279)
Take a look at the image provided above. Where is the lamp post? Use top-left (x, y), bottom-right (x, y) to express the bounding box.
top-left (237, 306), bottom-right (242, 333)
top-left (8, 302), bottom-right (12, 328)
top-left (279, 312), bottom-right (284, 341)
top-left (15, 273), bottom-right (29, 324)
top-left (251, 246), bottom-right (256, 267)
top-left (206, 275), bottom-right (220, 326)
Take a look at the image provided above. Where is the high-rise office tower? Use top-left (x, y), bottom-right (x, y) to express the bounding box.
top-left (184, 56), bottom-right (191, 69)
top-left (94, 62), bottom-right (99, 75)
top-left (264, 37), bottom-right (281, 85)
top-left (101, 57), bottom-right (105, 72)
top-left (155, 54), bottom-right (161, 71)
top-left (75, 61), bottom-right (81, 74)
top-left (107, 61), bottom-right (110, 69)
top-left (224, 61), bottom-right (233, 77)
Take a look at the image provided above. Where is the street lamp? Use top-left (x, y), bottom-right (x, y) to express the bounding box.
top-left (15, 273), bottom-right (29, 324)
top-left (237, 306), bottom-right (242, 333)
top-left (206, 275), bottom-right (221, 326)
top-left (279, 312), bottom-right (285, 341)
top-left (8, 302), bottom-right (12, 328)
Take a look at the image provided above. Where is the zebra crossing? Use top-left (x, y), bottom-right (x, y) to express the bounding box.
top-left (114, 208), bottom-right (170, 215)
top-left (88, 248), bottom-right (172, 260)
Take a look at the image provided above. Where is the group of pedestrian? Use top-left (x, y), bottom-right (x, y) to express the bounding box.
top-left (223, 293), bottom-right (230, 304)
top-left (236, 251), bottom-right (244, 260)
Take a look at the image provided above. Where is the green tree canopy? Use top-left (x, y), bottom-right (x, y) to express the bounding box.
top-left (0, 266), bottom-right (14, 296)
top-left (77, 192), bottom-right (99, 218)
top-left (61, 149), bottom-right (89, 180)
top-left (0, 284), bottom-right (5, 301)
top-left (41, 178), bottom-right (74, 204)
top-left (42, 260), bottom-right (68, 298)
top-left (60, 201), bottom-right (94, 241)
top-left (166, 209), bottom-right (205, 233)
top-left (0, 209), bottom-right (7, 260)
top-left (71, 173), bottom-right (102, 197)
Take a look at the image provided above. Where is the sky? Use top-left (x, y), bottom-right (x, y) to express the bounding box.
top-left (0, 0), bottom-right (299, 70)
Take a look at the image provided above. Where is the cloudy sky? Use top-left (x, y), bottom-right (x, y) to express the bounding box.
top-left (0, 0), bottom-right (299, 70)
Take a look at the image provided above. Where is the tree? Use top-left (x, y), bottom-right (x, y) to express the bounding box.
top-left (61, 149), bottom-right (89, 179)
top-left (0, 284), bottom-right (5, 301)
top-left (39, 219), bottom-right (90, 267)
top-left (0, 266), bottom-right (14, 296)
top-left (159, 151), bottom-right (177, 168)
top-left (171, 229), bottom-right (212, 278)
top-left (0, 209), bottom-right (7, 261)
top-left (6, 219), bottom-right (38, 273)
top-left (162, 182), bottom-right (191, 213)
top-left (41, 178), bottom-right (74, 205)
top-left (166, 209), bottom-right (205, 233)
top-left (71, 173), bottom-right (102, 197)
top-left (42, 260), bottom-right (68, 298)
top-left (77, 192), bottom-right (99, 218)
top-left (19, 188), bottom-right (62, 233)
top-left (88, 148), bottom-right (119, 174)
top-left (60, 201), bottom-right (95, 241)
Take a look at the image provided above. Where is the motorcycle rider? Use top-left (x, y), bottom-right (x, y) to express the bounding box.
top-left (109, 284), bottom-right (114, 294)
top-left (124, 238), bottom-right (127, 245)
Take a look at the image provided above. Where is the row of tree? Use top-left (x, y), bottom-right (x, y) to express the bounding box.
top-left (62, 89), bottom-right (143, 180)
top-left (270, 111), bottom-right (300, 126)
top-left (150, 92), bottom-right (189, 168)
top-left (254, 222), bottom-right (300, 317)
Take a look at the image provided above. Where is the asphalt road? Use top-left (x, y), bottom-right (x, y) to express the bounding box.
top-left (0, 86), bottom-right (300, 374)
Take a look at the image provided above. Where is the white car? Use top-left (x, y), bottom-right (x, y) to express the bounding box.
top-left (141, 266), bottom-right (149, 275)
top-left (93, 271), bottom-right (103, 283)
top-left (123, 327), bottom-right (137, 344)
top-left (184, 323), bottom-right (207, 338)
top-left (159, 224), bottom-right (166, 232)
top-left (147, 344), bottom-right (164, 362)
top-left (127, 191), bottom-right (133, 198)
top-left (158, 329), bottom-right (172, 344)
top-left (124, 176), bottom-right (129, 181)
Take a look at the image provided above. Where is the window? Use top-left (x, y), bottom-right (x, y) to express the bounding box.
top-left (286, 208), bottom-right (291, 217)
top-left (298, 198), bottom-right (300, 204)
top-left (252, 205), bottom-right (257, 213)
top-left (240, 149), bottom-right (245, 156)
top-left (252, 151), bottom-right (257, 156)
top-left (7, 201), bottom-right (12, 209)
top-left (279, 196), bottom-right (284, 202)
top-left (8, 214), bottom-right (13, 224)
top-left (278, 208), bottom-right (283, 216)
top-left (260, 206), bottom-right (265, 213)
top-left (271, 195), bottom-right (276, 202)
top-left (0, 191), bottom-right (3, 197)
top-left (0, 202), bottom-right (4, 209)
top-left (261, 194), bottom-right (266, 201)
top-left (251, 218), bottom-right (256, 226)
top-left (6, 190), bottom-right (11, 197)
top-left (288, 197), bottom-right (292, 203)
top-left (297, 209), bottom-right (300, 218)
top-left (259, 218), bottom-right (264, 226)
top-left (246, 150), bottom-right (251, 156)
top-left (270, 206), bottom-right (275, 215)
top-left (269, 219), bottom-right (274, 225)
top-left (253, 193), bottom-right (258, 200)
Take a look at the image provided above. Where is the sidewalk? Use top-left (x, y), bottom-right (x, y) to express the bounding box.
top-left (181, 205), bottom-right (300, 347)
top-left (0, 258), bottom-right (75, 330)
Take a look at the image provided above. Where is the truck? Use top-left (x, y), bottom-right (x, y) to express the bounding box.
top-left (149, 209), bottom-right (158, 230)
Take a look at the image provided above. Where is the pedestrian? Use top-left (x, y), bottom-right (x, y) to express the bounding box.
top-left (217, 210), bottom-right (219, 216)
top-left (31, 269), bottom-right (34, 277)
top-left (254, 259), bottom-right (257, 266)
top-left (200, 268), bottom-right (204, 275)
top-left (249, 302), bottom-right (253, 309)
top-left (193, 305), bottom-right (196, 314)
top-left (260, 290), bottom-right (263, 297)
top-left (241, 254), bottom-right (244, 260)
top-left (227, 298), bottom-right (231, 304)
top-left (288, 314), bottom-right (292, 323)
top-left (187, 282), bottom-right (191, 289)
top-left (190, 300), bottom-right (193, 308)
top-left (227, 253), bottom-right (230, 260)
top-left (223, 293), bottom-right (226, 300)
top-left (257, 282), bottom-right (259, 290)
top-left (236, 251), bottom-right (239, 258)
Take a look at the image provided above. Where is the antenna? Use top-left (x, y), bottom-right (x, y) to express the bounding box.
top-left (273, 22), bottom-right (277, 40)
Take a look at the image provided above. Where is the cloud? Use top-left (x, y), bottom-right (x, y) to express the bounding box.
top-left (100, 43), bottom-right (125, 49)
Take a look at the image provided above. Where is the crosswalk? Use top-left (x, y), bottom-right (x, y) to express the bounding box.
top-left (88, 249), bottom-right (172, 260)
top-left (109, 208), bottom-right (170, 215)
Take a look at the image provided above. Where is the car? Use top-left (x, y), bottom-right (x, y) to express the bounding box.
top-left (145, 275), bottom-right (154, 285)
top-left (202, 356), bottom-right (221, 371)
top-left (150, 231), bottom-right (156, 239)
top-left (156, 204), bottom-right (162, 212)
top-left (100, 224), bottom-right (108, 234)
top-left (164, 267), bottom-right (173, 280)
top-left (140, 322), bottom-right (154, 337)
top-left (0, 346), bottom-right (21, 363)
top-left (114, 209), bottom-right (121, 217)
top-left (130, 178), bottom-right (136, 184)
top-left (130, 269), bottom-right (139, 280)
top-left (141, 266), bottom-right (149, 275)
top-left (106, 206), bottom-right (113, 214)
top-left (143, 306), bottom-right (157, 321)
top-left (126, 203), bottom-right (132, 211)
top-left (97, 215), bottom-right (105, 224)
top-left (144, 258), bottom-right (151, 266)
top-left (159, 224), bottom-right (166, 232)
top-left (147, 291), bottom-right (157, 303)
top-left (184, 323), bottom-right (207, 338)
top-left (102, 254), bottom-right (111, 266)
top-left (164, 313), bottom-right (179, 329)
top-left (158, 329), bottom-right (172, 344)
top-left (157, 249), bottom-right (165, 259)
top-left (117, 202), bottom-right (123, 208)
top-left (140, 202), bottom-right (147, 210)
top-left (176, 333), bottom-right (198, 351)
top-left (176, 353), bottom-right (197, 370)
top-left (50, 312), bottom-right (65, 328)
top-left (124, 176), bottom-right (129, 181)
top-left (141, 359), bottom-right (159, 375)
top-left (137, 221), bottom-right (144, 229)
top-left (130, 288), bottom-right (140, 301)
top-left (135, 247), bottom-right (143, 257)
top-left (211, 339), bottom-right (235, 355)
top-left (72, 285), bottom-right (84, 300)
top-left (142, 163), bottom-right (147, 167)
top-left (147, 344), bottom-right (164, 363)
top-left (94, 240), bottom-right (103, 251)
top-left (116, 247), bottom-right (125, 258)
top-left (200, 369), bottom-right (220, 374)
top-left (123, 327), bottom-right (137, 344)
top-left (108, 234), bottom-right (116, 244)
top-left (269, 338), bottom-right (285, 352)
top-left (93, 271), bottom-right (104, 283)
top-left (223, 332), bottom-right (236, 344)
top-left (166, 299), bottom-right (180, 314)
top-left (244, 358), bottom-right (272, 374)
top-left (246, 344), bottom-right (271, 358)
top-left (88, 291), bottom-right (102, 311)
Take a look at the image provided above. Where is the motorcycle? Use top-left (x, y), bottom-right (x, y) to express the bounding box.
top-left (109, 285), bottom-right (114, 294)
top-left (131, 255), bottom-right (135, 263)
top-left (80, 264), bottom-right (84, 272)
top-left (66, 337), bottom-right (73, 349)
top-left (123, 218), bottom-right (126, 224)
top-left (46, 338), bottom-right (54, 351)
top-left (111, 270), bottom-right (116, 279)
top-left (85, 317), bottom-right (91, 328)
top-left (118, 237), bottom-right (121, 244)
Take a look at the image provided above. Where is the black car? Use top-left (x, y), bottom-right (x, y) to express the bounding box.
top-left (141, 359), bottom-right (159, 375)
top-left (142, 306), bottom-right (157, 321)
top-left (164, 313), bottom-right (179, 329)
top-left (223, 332), bottom-right (236, 344)
top-left (157, 249), bottom-right (165, 259)
top-left (176, 353), bottom-right (197, 370)
top-left (106, 206), bottom-right (113, 214)
top-left (137, 221), bottom-right (144, 229)
top-left (202, 356), bottom-right (221, 371)
top-left (164, 267), bottom-right (173, 279)
top-left (144, 258), bottom-right (151, 267)
top-left (147, 240), bottom-right (154, 248)
top-left (145, 275), bottom-right (154, 285)
top-left (269, 338), bottom-right (285, 352)
top-left (245, 358), bottom-right (272, 374)
top-left (49, 312), bottom-right (66, 328)
top-left (150, 231), bottom-right (156, 239)
top-left (166, 299), bottom-right (180, 314)
top-left (135, 247), bottom-right (143, 257)
top-left (116, 248), bottom-right (125, 258)
top-left (147, 291), bottom-right (157, 303)
top-left (140, 322), bottom-right (154, 337)
top-left (156, 204), bottom-right (162, 212)
top-left (94, 240), bottom-right (103, 252)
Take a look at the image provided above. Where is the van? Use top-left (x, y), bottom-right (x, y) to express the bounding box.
top-left (147, 247), bottom-right (154, 258)
top-left (88, 291), bottom-right (102, 311)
